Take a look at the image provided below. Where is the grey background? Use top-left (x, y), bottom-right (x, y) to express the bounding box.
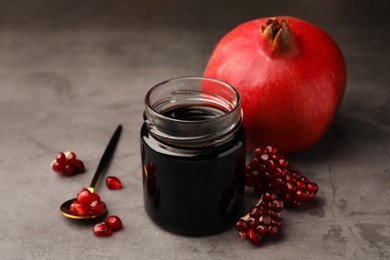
top-left (1, 0), bottom-right (389, 259)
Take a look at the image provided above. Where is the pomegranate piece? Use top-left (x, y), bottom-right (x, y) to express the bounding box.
top-left (236, 192), bottom-right (284, 245)
top-left (106, 176), bottom-right (122, 190)
top-left (93, 221), bottom-right (112, 237)
top-left (106, 215), bottom-right (123, 231)
top-left (244, 146), bottom-right (319, 208)
top-left (51, 151), bottom-right (85, 175)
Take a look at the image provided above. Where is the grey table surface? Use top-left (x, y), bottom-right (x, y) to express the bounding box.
top-left (1, 0), bottom-right (389, 259)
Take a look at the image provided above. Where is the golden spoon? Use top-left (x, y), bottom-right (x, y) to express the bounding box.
top-left (60, 125), bottom-right (122, 219)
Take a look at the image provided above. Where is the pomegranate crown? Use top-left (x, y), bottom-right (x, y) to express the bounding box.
top-left (260, 18), bottom-right (298, 57)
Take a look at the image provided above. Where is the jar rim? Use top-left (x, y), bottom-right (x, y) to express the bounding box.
top-left (145, 76), bottom-right (241, 123)
top-left (144, 76), bottom-right (242, 146)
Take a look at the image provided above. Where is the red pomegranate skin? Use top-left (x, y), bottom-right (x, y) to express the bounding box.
top-left (204, 16), bottom-right (346, 153)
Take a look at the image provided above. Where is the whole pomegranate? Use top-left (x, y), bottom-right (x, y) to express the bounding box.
top-left (204, 17), bottom-right (346, 153)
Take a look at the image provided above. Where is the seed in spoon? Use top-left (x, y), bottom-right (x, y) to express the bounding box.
top-left (69, 187), bottom-right (104, 216)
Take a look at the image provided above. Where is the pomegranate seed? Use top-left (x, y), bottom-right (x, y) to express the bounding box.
top-left (283, 182), bottom-right (295, 194)
top-left (73, 160), bottom-right (85, 173)
top-left (259, 215), bottom-right (272, 225)
top-left (254, 148), bottom-right (263, 157)
top-left (295, 189), bottom-right (307, 202)
top-left (64, 164), bottom-right (75, 175)
top-left (52, 160), bottom-right (65, 173)
top-left (93, 221), bottom-right (112, 237)
top-left (70, 201), bottom-right (90, 216)
top-left (90, 200), bottom-right (105, 215)
top-left (267, 226), bottom-right (279, 236)
top-left (106, 176), bottom-right (122, 190)
top-left (246, 218), bottom-right (259, 229)
top-left (235, 219), bottom-right (247, 232)
top-left (296, 180), bottom-right (307, 189)
top-left (66, 151), bottom-right (77, 166)
top-left (272, 200), bottom-right (284, 211)
top-left (306, 190), bottom-right (315, 202)
top-left (259, 153), bottom-right (269, 163)
top-left (251, 157), bottom-right (259, 168)
top-left (249, 206), bottom-right (261, 219)
top-left (272, 216), bottom-right (284, 228)
top-left (263, 191), bottom-right (278, 201)
top-left (106, 215), bottom-right (123, 231)
top-left (247, 229), bottom-right (262, 245)
top-left (77, 188), bottom-right (94, 204)
top-left (307, 182), bottom-right (319, 192)
top-left (56, 152), bottom-right (67, 164)
top-left (256, 225), bottom-right (268, 236)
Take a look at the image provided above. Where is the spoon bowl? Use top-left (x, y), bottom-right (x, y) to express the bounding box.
top-left (60, 198), bottom-right (107, 219)
top-left (59, 125), bottom-right (122, 220)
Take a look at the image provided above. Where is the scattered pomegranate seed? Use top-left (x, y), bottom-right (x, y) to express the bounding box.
top-left (52, 161), bottom-right (65, 173)
top-left (93, 216), bottom-right (123, 237)
top-left (51, 151), bottom-right (85, 175)
top-left (64, 164), bottom-right (75, 175)
top-left (73, 160), bottom-right (85, 173)
top-left (106, 215), bottom-right (123, 231)
top-left (55, 152), bottom-right (67, 164)
top-left (66, 152), bottom-right (77, 166)
top-left (93, 221), bottom-right (112, 237)
top-left (106, 176), bottom-right (122, 190)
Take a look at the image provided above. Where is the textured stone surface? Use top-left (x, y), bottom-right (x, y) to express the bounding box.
top-left (0, 0), bottom-right (389, 259)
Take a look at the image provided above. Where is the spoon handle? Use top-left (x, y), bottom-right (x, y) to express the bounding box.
top-left (89, 125), bottom-right (123, 191)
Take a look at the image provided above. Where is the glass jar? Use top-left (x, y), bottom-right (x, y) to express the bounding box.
top-left (140, 76), bottom-right (245, 236)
